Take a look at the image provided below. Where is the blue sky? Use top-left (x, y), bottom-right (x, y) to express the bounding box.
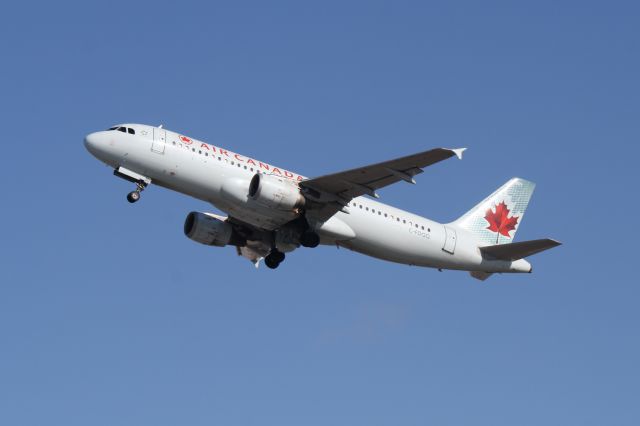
top-left (1, 1), bottom-right (638, 425)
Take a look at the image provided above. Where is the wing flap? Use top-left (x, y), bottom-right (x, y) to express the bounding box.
top-left (480, 238), bottom-right (561, 261)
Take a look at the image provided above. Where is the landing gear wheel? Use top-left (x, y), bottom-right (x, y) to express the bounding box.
top-left (264, 250), bottom-right (285, 269)
top-left (273, 250), bottom-right (285, 263)
top-left (264, 256), bottom-right (280, 269)
top-left (300, 231), bottom-right (320, 248)
top-left (126, 181), bottom-right (147, 203)
top-left (127, 191), bottom-right (141, 203)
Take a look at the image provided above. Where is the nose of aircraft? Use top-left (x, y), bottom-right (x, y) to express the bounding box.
top-left (84, 132), bottom-right (100, 154)
top-left (84, 131), bottom-right (116, 165)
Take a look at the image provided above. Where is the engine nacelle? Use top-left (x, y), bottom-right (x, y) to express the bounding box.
top-left (183, 212), bottom-right (241, 247)
top-left (248, 173), bottom-right (305, 211)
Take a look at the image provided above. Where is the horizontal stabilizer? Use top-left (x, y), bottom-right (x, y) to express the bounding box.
top-left (480, 238), bottom-right (561, 261)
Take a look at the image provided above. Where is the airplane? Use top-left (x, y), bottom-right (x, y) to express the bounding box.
top-left (84, 123), bottom-right (560, 280)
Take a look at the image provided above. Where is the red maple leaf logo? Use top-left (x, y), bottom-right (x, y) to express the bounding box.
top-left (179, 135), bottom-right (192, 144)
top-left (484, 201), bottom-right (519, 243)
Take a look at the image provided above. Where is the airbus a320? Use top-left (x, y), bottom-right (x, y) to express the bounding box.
top-left (84, 124), bottom-right (560, 279)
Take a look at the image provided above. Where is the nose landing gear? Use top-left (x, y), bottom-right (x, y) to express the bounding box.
top-left (126, 182), bottom-right (147, 203)
top-left (113, 167), bottom-right (151, 204)
top-left (126, 191), bottom-right (140, 203)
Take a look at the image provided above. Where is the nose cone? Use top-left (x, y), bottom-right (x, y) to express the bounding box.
top-left (84, 130), bottom-right (123, 167)
top-left (84, 132), bottom-right (101, 155)
top-left (84, 131), bottom-right (115, 164)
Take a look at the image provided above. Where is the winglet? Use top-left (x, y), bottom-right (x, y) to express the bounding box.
top-left (451, 148), bottom-right (466, 160)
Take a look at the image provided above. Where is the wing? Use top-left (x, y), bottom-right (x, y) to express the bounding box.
top-left (301, 147), bottom-right (465, 221)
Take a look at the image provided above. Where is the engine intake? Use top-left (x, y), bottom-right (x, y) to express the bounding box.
top-left (184, 212), bottom-right (242, 247)
top-left (248, 173), bottom-right (305, 211)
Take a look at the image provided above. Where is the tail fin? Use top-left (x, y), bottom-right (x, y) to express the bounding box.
top-left (453, 178), bottom-right (535, 246)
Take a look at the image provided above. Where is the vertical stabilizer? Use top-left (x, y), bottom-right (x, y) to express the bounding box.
top-left (453, 178), bottom-right (535, 246)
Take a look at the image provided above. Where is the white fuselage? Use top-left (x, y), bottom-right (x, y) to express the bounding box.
top-left (84, 124), bottom-right (531, 274)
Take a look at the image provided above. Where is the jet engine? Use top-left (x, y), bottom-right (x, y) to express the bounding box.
top-left (248, 173), bottom-right (305, 211)
top-left (183, 212), bottom-right (243, 247)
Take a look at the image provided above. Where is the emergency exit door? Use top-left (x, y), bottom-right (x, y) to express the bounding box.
top-left (442, 226), bottom-right (457, 254)
top-left (152, 128), bottom-right (166, 154)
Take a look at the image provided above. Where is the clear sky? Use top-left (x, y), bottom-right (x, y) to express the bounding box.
top-left (1, 1), bottom-right (638, 425)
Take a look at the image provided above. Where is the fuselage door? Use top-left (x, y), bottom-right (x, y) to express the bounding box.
top-left (442, 226), bottom-right (457, 254)
top-left (152, 128), bottom-right (166, 154)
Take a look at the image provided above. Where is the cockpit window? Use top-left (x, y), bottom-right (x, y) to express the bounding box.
top-left (107, 126), bottom-right (135, 134)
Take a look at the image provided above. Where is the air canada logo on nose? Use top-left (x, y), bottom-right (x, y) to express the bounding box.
top-left (179, 135), bottom-right (192, 144)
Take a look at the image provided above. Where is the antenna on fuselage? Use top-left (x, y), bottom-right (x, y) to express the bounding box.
top-left (158, 124), bottom-right (163, 129)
